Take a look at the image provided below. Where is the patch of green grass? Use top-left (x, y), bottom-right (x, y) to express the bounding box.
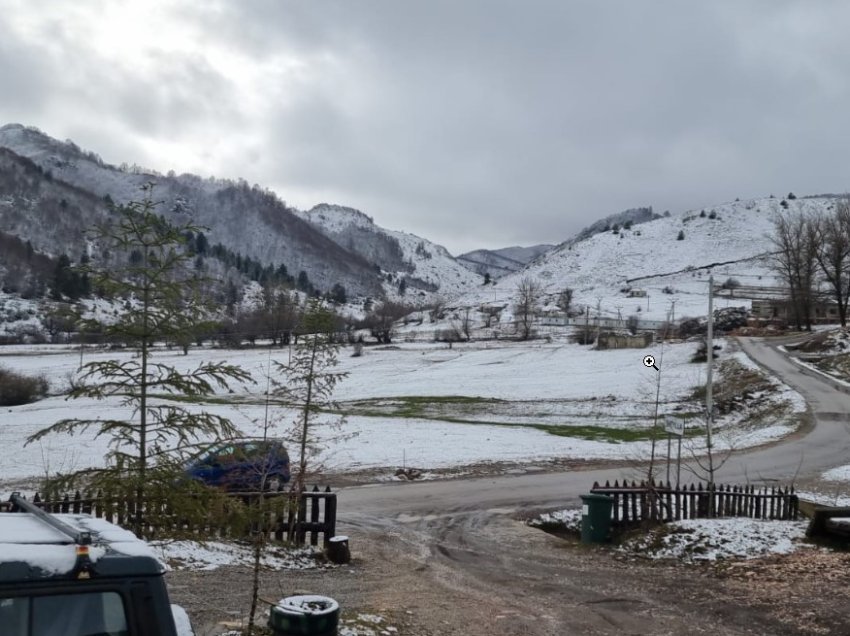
top-left (529, 424), bottom-right (651, 442)
top-left (147, 393), bottom-right (292, 407)
top-left (337, 395), bottom-right (709, 442)
top-left (343, 395), bottom-right (505, 418)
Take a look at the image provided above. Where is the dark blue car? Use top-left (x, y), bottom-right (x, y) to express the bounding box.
top-left (186, 439), bottom-right (291, 491)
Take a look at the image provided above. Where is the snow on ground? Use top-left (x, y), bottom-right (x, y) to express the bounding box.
top-left (339, 613), bottom-right (400, 636)
top-left (797, 490), bottom-right (850, 508)
top-left (530, 507), bottom-right (810, 562)
top-left (821, 464), bottom-right (850, 482)
top-left (150, 540), bottom-right (323, 571)
top-left (621, 517), bottom-right (810, 562)
top-left (0, 338), bottom-right (804, 485)
top-left (528, 508), bottom-right (582, 532)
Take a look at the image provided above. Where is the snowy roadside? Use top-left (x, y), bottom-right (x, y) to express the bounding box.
top-left (530, 507), bottom-right (812, 563)
top-left (150, 539), bottom-right (329, 572)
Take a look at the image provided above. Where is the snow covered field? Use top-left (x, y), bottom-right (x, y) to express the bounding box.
top-left (0, 337), bottom-right (804, 487)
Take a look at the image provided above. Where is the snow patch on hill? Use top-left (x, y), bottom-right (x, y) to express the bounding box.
top-left (298, 204), bottom-right (482, 301)
top-left (464, 196), bottom-right (837, 323)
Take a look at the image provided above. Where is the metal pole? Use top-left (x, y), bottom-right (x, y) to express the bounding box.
top-left (595, 299), bottom-right (601, 346)
top-left (666, 433), bottom-right (671, 484)
top-left (706, 276), bottom-right (715, 485)
top-left (584, 305), bottom-right (590, 343)
top-left (677, 434), bottom-right (682, 488)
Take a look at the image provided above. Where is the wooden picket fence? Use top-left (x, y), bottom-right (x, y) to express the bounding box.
top-left (590, 480), bottom-right (799, 525)
top-left (1, 486), bottom-right (337, 546)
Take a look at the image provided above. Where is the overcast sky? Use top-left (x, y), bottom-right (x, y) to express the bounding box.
top-left (2, 1), bottom-right (849, 254)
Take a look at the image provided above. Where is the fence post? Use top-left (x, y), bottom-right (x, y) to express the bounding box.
top-left (310, 486), bottom-right (321, 546)
top-left (325, 490), bottom-right (337, 545)
top-left (296, 488), bottom-right (308, 544)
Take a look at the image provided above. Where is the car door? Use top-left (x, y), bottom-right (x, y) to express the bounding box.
top-left (203, 446), bottom-right (234, 487)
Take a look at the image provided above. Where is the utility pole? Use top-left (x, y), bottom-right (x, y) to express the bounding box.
top-left (584, 304), bottom-right (590, 343)
top-left (595, 298), bottom-right (602, 347)
top-left (706, 276), bottom-right (715, 487)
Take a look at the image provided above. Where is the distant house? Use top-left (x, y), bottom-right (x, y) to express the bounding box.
top-left (596, 331), bottom-right (654, 350)
top-left (750, 299), bottom-right (839, 324)
top-left (627, 289), bottom-right (647, 298)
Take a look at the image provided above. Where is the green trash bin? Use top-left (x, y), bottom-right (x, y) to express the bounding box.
top-left (580, 493), bottom-right (614, 544)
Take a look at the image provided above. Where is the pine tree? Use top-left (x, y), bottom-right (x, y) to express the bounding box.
top-left (27, 185), bottom-right (253, 535)
top-left (272, 300), bottom-right (347, 537)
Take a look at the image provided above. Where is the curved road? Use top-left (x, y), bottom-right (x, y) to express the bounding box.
top-left (331, 336), bottom-right (850, 635)
top-left (338, 336), bottom-right (850, 518)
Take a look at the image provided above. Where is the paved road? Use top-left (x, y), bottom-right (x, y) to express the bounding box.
top-left (338, 336), bottom-right (850, 517)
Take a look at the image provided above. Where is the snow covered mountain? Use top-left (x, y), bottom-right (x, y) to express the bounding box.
top-left (457, 244), bottom-right (553, 279)
top-left (296, 204), bottom-right (483, 300)
top-left (0, 124), bottom-right (386, 297)
top-left (461, 195), bottom-right (838, 323)
top-left (0, 124), bottom-right (485, 303)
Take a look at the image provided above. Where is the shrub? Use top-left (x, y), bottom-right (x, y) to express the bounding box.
top-left (678, 317), bottom-right (704, 338)
top-left (708, 210), bottom-right (717, 219)
top-left (677, 230), bottom-right (685, 240)
top-left (699, 210), bottom-right (706, 218)
top-left (0, 367), bottom-right (49, 406)
top-left (571, 326), bottom-right (595, 345)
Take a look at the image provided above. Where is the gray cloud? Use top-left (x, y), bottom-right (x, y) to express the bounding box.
top-left (2, 1), bottom-right (850, 253)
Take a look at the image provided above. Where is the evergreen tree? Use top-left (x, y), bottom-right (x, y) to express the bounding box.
top-left (272, 300), bottom-right (347, 536)
top-left (329, 283), bottom-right (347, 305)
top-left (27, 185), bottom-right (253, 534)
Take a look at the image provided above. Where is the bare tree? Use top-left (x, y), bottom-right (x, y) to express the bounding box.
top-left (556, 287), bottom-right (574, 316)
top-left (770, 212), bottom-right (818, 330)
top-left (452, 307), bottom-right (473, 341)
top-left (361, 301), bottom-right (411, 344)
top-left (811, 199), bottom-right (850, 327)
top-left (514, 277), bottom-right (541, 340)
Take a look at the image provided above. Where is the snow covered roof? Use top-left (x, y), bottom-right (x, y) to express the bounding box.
top-left (0, 513), bottom-right (162, 580)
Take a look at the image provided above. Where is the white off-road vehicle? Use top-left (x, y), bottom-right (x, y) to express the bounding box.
top-left (0, 493), bottom-right (193, 636)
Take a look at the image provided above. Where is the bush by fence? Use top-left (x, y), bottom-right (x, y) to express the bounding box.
top-left (590, 480), bottom-right (799, 525)
top-left (0, 366), bottom-right (49, 406)
top-left (2, 486), bottom-right (337, 546)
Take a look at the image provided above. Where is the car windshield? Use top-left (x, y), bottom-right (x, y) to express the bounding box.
top-left (0, 591), bottom-right (128, 636)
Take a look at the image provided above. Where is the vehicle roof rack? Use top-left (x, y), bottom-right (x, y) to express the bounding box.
top-left (9, 492), bottom-right (92, 546)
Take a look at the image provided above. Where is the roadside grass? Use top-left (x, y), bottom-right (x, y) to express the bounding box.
top-left (814, 353), bottom-right (850, 382)
top-left (688, 359), bottom-right (773, 404)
